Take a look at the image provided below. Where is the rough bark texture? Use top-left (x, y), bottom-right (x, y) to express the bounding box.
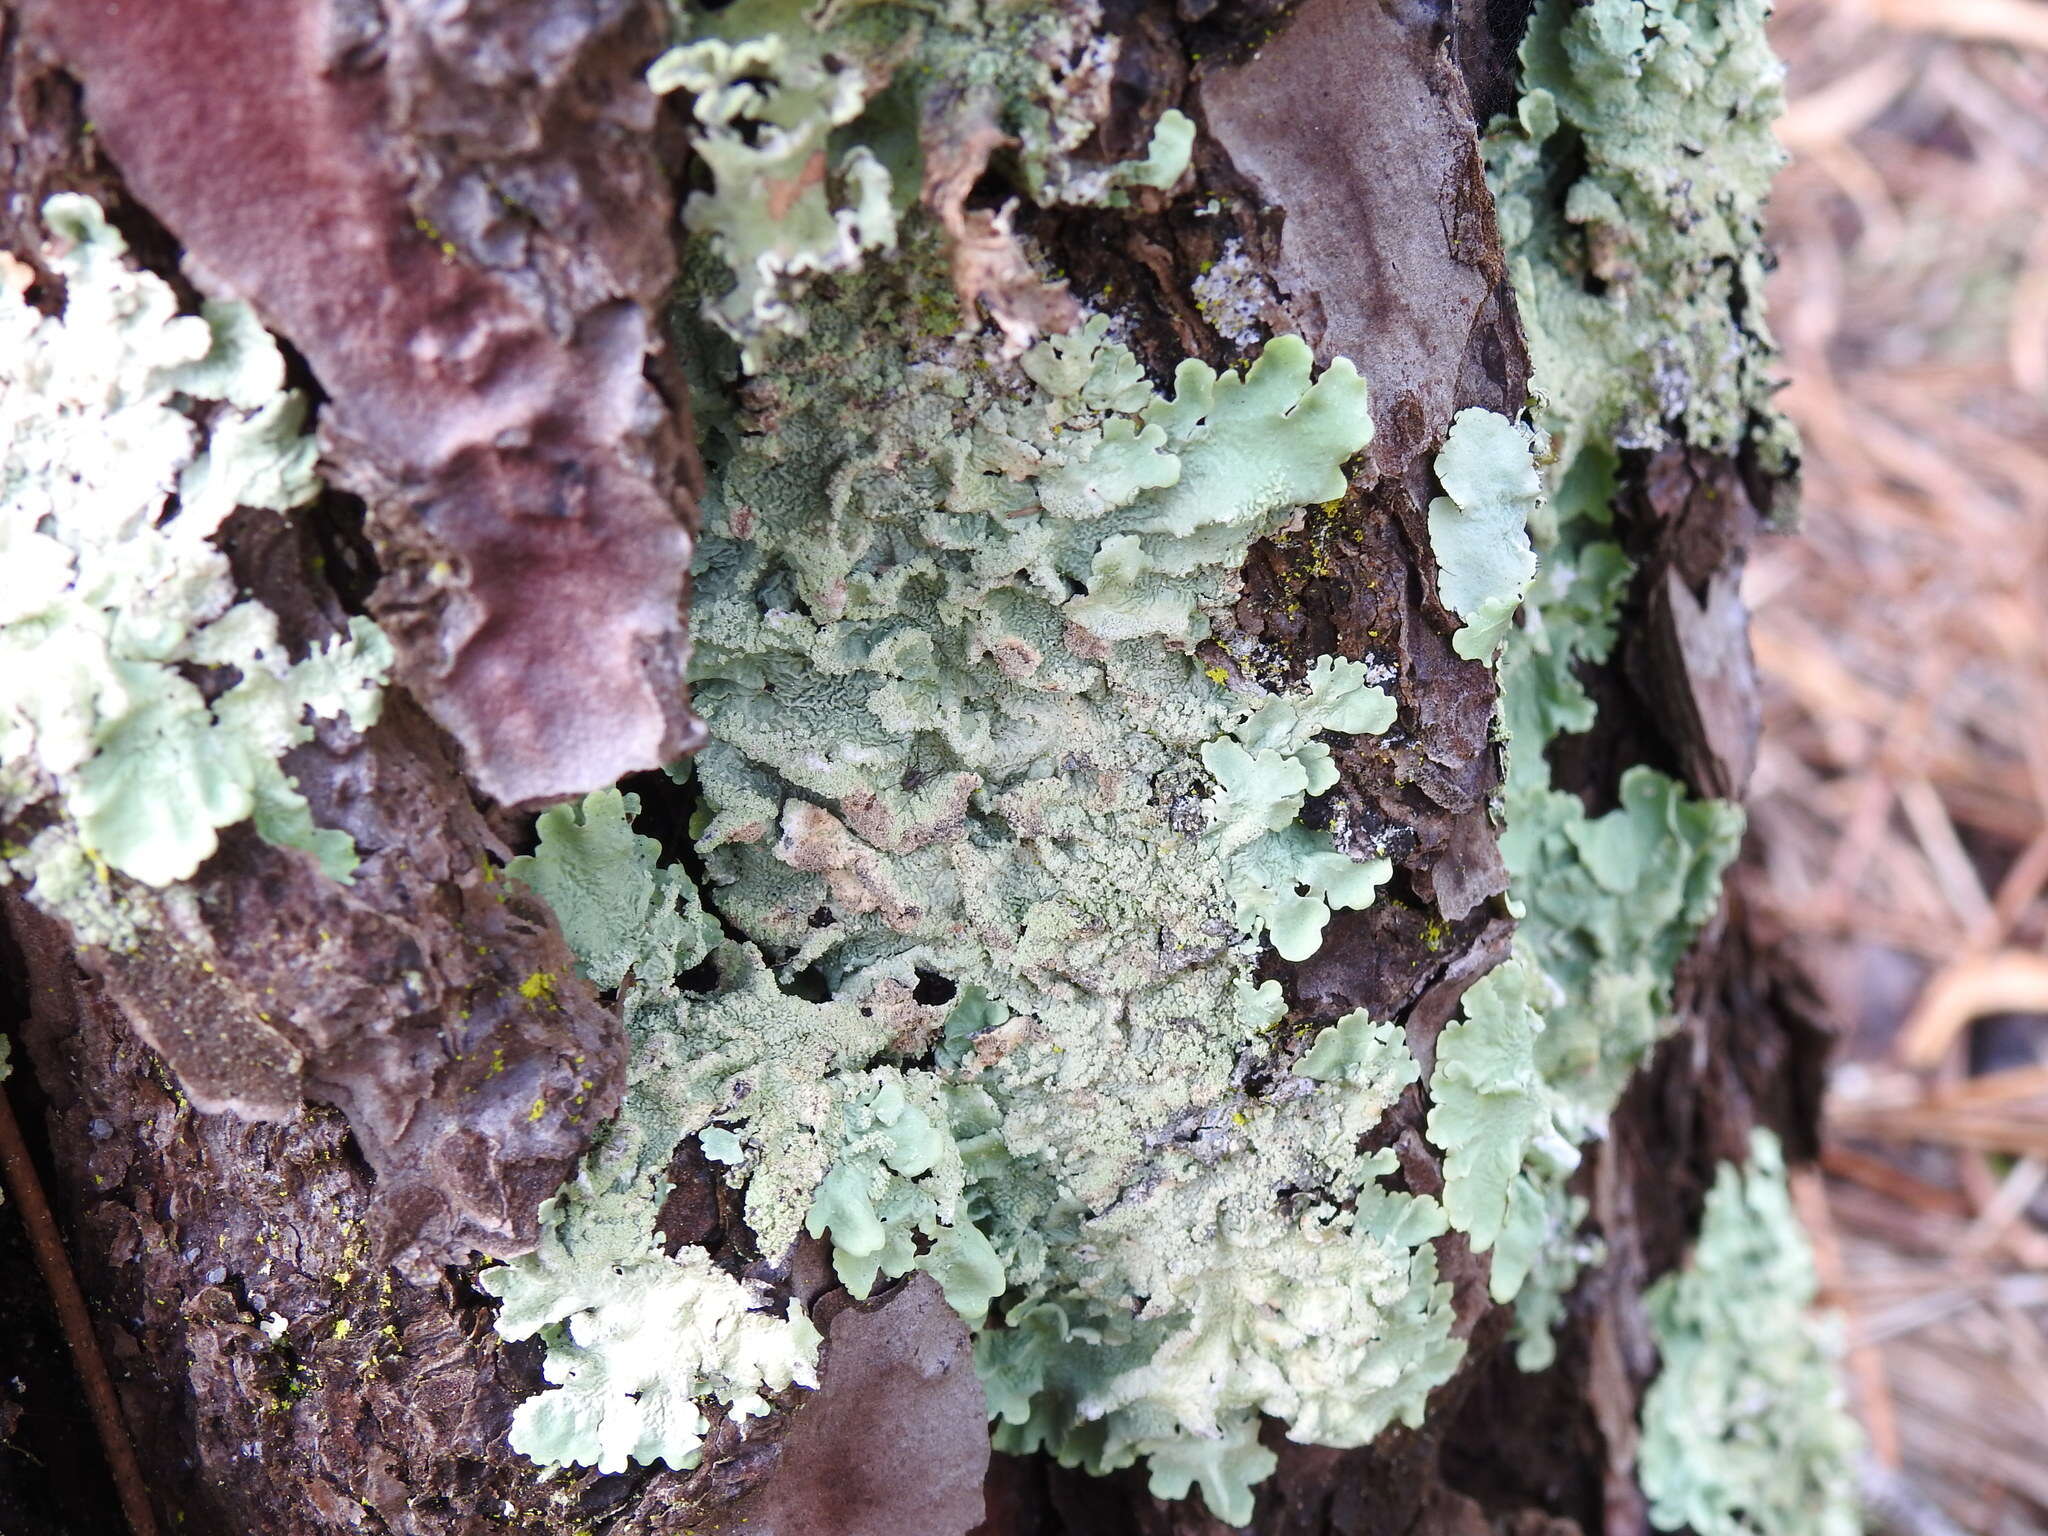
top-left (0, 1), bottom-right (1824, 1535)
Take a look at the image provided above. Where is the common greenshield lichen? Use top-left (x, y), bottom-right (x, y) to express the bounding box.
top-left (1416, 405), bottom-right (1746, 1370)
top-left (484, 1178), bottom-right (824, 1475)
top-left (487, 0), bottom-right (1808, 1514)
top-left (1427, 466), bottom-right (1745, 1367)
top-left (1483, 0), bottom-right (1794, 472)
top-left (1422, 0), bottom-right (1795, 1370)
top-left (0, 196), bottom-right (391, 940)
top-left (649, 24), bottom-right (897, 370)
top-left (1638, 1131), bottom-right (1862, 1536)
top-left (487, 244), bottom-right (1469, 1514)
top-left (1202, 656), bottom-right (1396, 960)
top-left (651, 0), bottom-right (1197, 373)
top-left (1425, 407), bottom-right (1542, 663)
top-left (1032, 107), bottom-right (1195, 207)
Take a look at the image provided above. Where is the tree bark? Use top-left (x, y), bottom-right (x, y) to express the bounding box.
top-left (0, 2), bottom-right (1824, 1534)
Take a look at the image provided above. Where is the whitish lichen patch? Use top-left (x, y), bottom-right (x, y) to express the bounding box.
top-left (483, 1184), bottom-right (821, 1474)
top-left (1638, 1130), bottom-right (1862, 1536)
top-left (1484, 0), bottom-right (1795, 473)
top-left (0, 196), bottom-right (390, 943)
top-left (1190, 238), bottom-right (1278, 353)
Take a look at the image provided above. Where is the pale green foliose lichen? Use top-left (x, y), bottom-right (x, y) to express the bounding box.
top-left (1029, 107), bottom-right (1196, 207)
top-left (651, 1), bottom-right (1196, 372)
top-left (1116, 109), bottom-right (1196, 192)
top-left (499, 0), bottom-right (1831, 1511)
top-left (1425, 407), bottom-right (1541, 662)
top-left (649, 20), bottom-right (896, 371)
top-left (1483, 0), bottom-right (1793, 471)
top-left (1425, 951), bottom-right (1579, 1256)
top-left (490, 248), bottom-right (1459, 1515)
top-left (1425, 405), bottom-right (1744, 1368)
top-left (0, 196), bottom-right (391, 937)
top-left (1443, 0), bottom-right (1790, 1357)
top-left (505, 788), bottom-right (722, 994)
top-left (1427, 455), bottom-right (1744, 1366)
top-left (1202, 656), bottom-right (1395, 960)
top-left (483, 788), bottom-right (828, 1474)
top-left (482, 1185), bottom-right (822, 1475)
top-left (1637, 1130), bottom-right (1862, 1536)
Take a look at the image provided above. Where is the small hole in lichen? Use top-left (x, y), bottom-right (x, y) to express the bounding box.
top-left (676, 955), bottom-right (721, 994)
top-left (965, 167), bottom-right (1015, 213)
top-left (785, 963), bottom-right (833, 1002)
top-left (807, 907), bottom-right (837, 929)
top-left (912, 970), bottom-right (957, 1005)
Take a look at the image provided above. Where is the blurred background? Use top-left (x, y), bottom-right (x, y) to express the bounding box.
top-left (1754, 0), bottom-right (2048, 1528)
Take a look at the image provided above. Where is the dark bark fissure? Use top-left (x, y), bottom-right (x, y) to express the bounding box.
top-left (0, 0), bottom-right (1828, 1531)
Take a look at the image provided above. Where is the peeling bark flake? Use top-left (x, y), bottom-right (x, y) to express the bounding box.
top-left (20, 0), bottom-right (705, 806)
top-left (1201, 0), bottom-right (1527, 474)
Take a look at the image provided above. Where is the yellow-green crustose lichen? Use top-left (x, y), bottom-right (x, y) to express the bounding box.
top-left (0, 196), bottom-right (391, 945)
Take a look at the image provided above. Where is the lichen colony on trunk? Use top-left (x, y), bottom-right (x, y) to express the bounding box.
top-left (0, 0), bottom-right (1859, 1531)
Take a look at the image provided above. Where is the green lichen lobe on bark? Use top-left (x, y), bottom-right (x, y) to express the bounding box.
top-left (1638, 1131), bottom-right (1862, 1536)
top-left (477, 2), bottom-right (1524, 1523)
top-left (0, 196), bottom-right (391, 934)
top-left (490, 283), bottom-right (1460, 1524)
top-left (1484, 0), bottom-right (1797, 476)
top-left (1421, 0), bottom-right (1826, 1394)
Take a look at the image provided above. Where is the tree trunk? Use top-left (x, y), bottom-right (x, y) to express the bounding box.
top-left (0, 2), bottom-right (1840, 1535)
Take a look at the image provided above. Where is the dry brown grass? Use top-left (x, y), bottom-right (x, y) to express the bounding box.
top-left (1756, 0), bottom-right (2048, 1527)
